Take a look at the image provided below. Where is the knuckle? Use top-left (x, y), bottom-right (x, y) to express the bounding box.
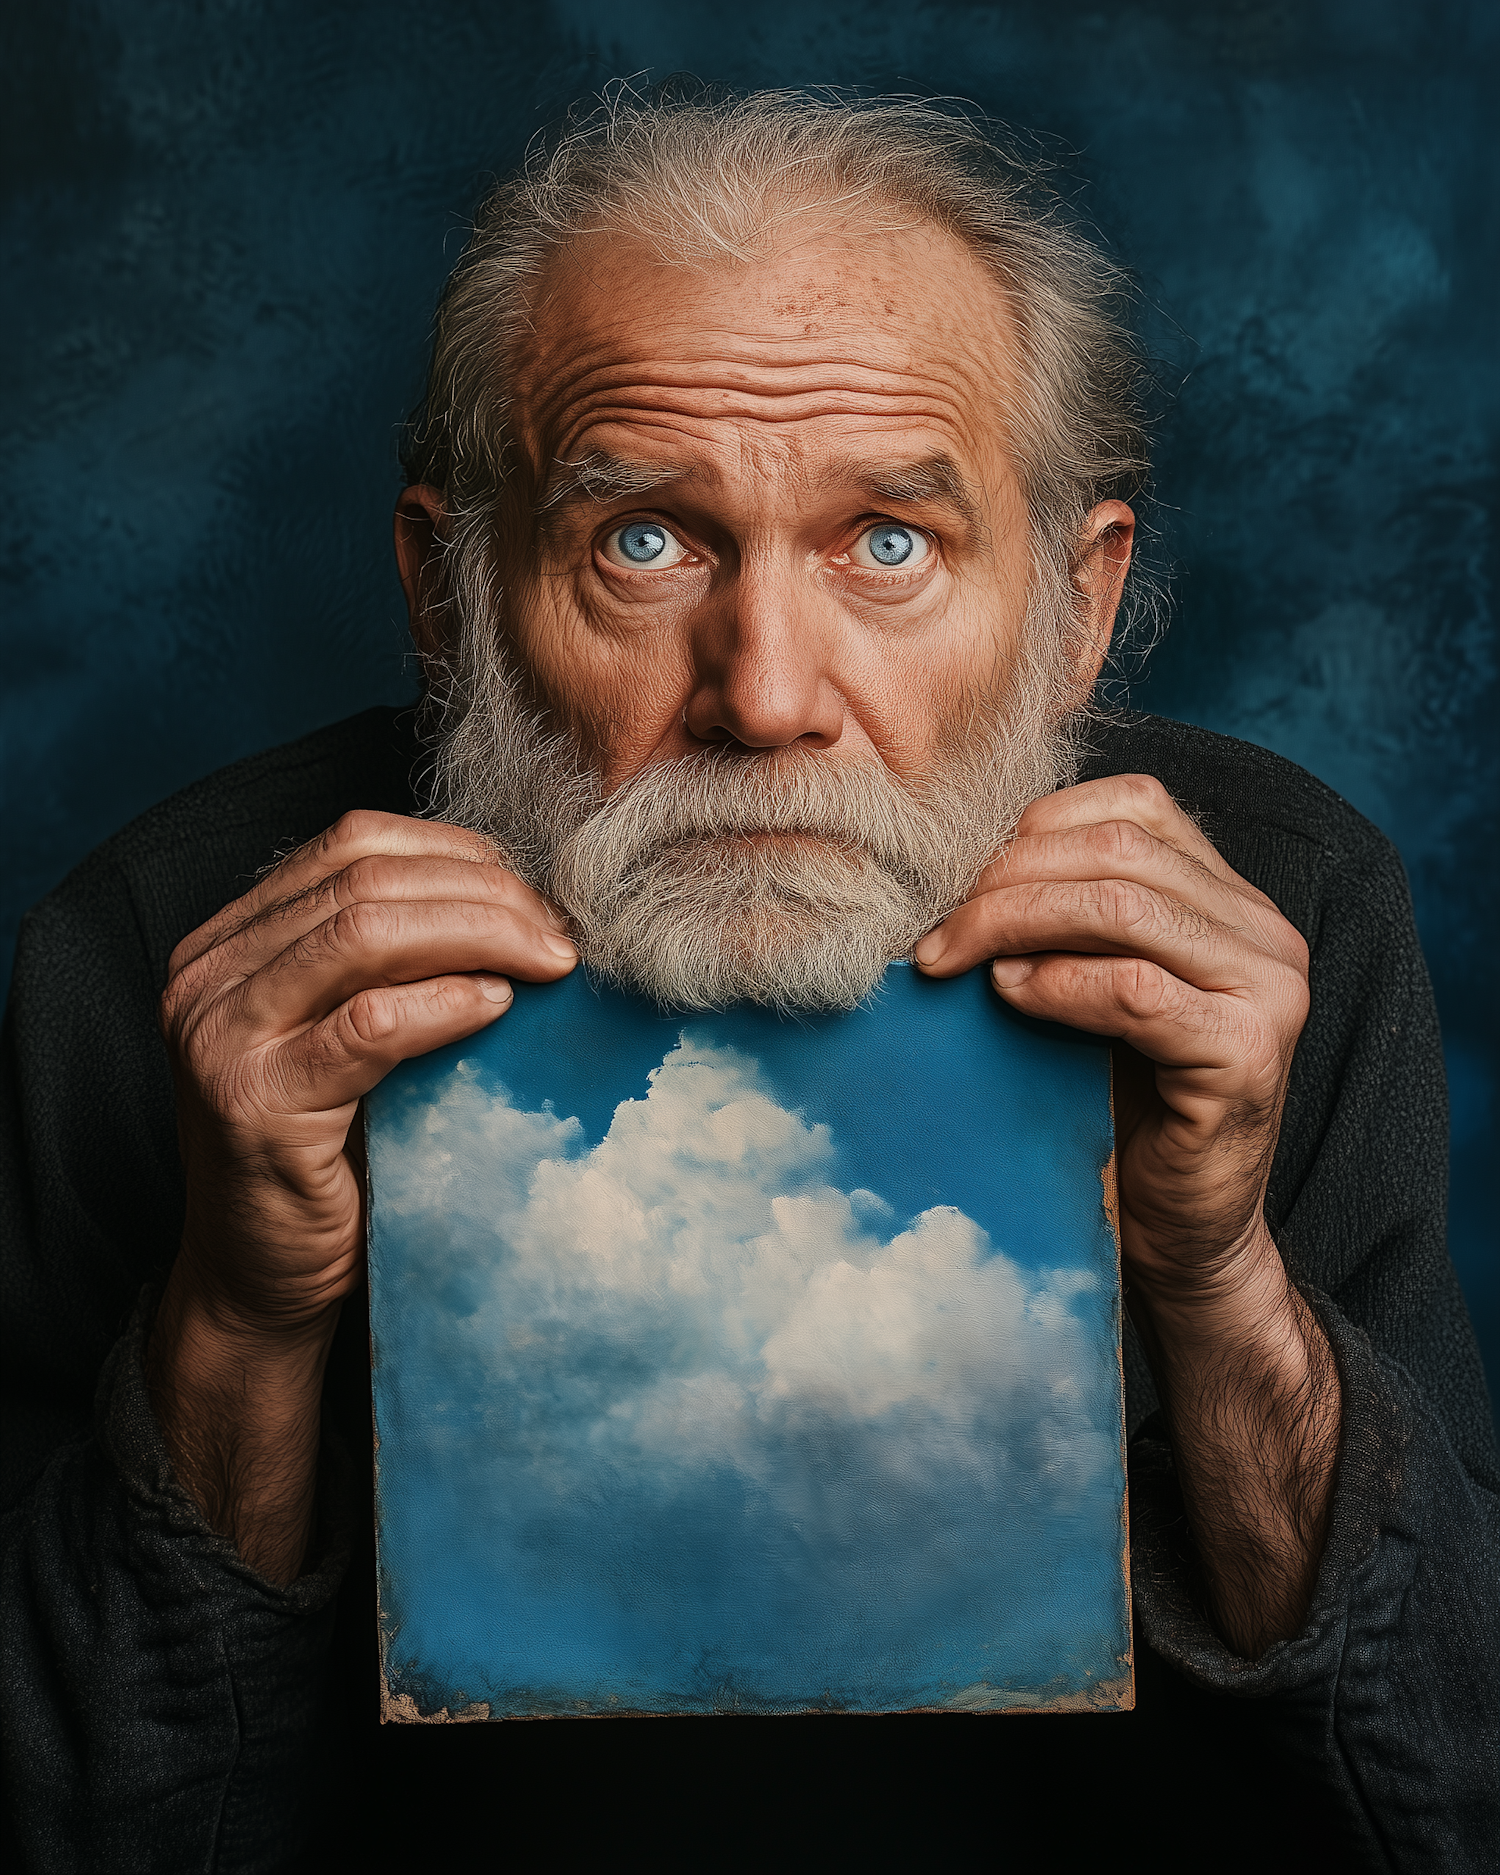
top-left (326, 807), bottom-right (392, 853)
top-left (1114, 956), bottom-right (1172, 1020)
top-left (306, 808), bottom-right (403, 877)
top-left (417, 975), bottom-right (474, 1020)
top-left (340, 852), bottom-right (403, 904)
top-left (326, 898), bottom-right (396, 954)
top-left (1118, 773), bottom-right (1171, 819)
top-left (1098, 877), bottom-right (1156, 934)
top-left (342, 989), bottom-right (401, 1049)
top-left (1092, 817), bottom-right (1154, 869)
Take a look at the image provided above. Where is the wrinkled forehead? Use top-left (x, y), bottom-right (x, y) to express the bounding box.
top-left (507, 215), bottom-right (1023, 491)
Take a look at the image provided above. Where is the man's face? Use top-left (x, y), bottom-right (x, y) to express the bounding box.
top-left (405, 210), bottom-right (1131, 1009)
top-left (503, 214), bottom-right (1051, 786)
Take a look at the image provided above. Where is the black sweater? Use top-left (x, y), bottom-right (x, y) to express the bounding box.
top-left (2, 708), bottom-right (1495, 1873)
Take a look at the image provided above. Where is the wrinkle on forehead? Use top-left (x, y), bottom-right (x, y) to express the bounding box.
top-left (510, 219), bottom-right (1020, 482)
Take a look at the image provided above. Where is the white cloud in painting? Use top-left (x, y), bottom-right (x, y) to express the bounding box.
top-left (377, 1036), bottom-right (1112, 1516)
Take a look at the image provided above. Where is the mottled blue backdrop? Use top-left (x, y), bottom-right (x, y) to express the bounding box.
top-left (2, 1), bottom-right (1494, 1395)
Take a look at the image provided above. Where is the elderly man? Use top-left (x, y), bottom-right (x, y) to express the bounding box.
top-left (3, 92), bottom-right (1494, 1873)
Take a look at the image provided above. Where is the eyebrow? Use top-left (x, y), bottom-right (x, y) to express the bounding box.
top-left (536, 446), bottom-right (982, 532)
top-left (838, 452), bottom-right (983, 531)
top-left (538, 451), bottom-right (682, 514)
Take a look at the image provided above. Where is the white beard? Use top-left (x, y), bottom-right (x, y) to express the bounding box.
top-left (423, 588), bottom-right (1087, 1011)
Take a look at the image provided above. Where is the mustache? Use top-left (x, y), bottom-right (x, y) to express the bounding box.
top-left (544, 744), bottom-right (976, 1011)
top-left (553, 745), bottom-right (954, 883)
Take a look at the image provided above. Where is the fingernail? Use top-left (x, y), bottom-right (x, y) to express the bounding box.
top-left (913, 933), bottom-right (944, 968)
top-left (991, 957), bottom-right (1034, 987)
top-left (478, 975), bottom-right (513, 1004)
top-left (545, 934), bottom-right (579, 962)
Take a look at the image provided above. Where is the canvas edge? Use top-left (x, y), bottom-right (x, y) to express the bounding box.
top-left (1103, 1055), bottom-right (1137, 1713)
top-left (365, 1102), bottom-right (408, 1729)
top-left (378, 1676), bottom-right (1136, 1723)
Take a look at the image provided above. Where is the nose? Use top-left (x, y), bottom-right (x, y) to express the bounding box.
top-left (682, 559), bottom-right (845, 750)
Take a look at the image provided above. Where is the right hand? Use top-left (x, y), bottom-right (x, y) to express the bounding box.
top-left (158, 810), bottom-right (577, 1340)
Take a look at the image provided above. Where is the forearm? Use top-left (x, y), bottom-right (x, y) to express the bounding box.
top-left (146, 1267), bottom-right (338, 1586)
top-left (1129, 1222), bottom-right (1341, 1658)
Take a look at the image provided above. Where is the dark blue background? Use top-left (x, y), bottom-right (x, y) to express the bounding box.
top-left (3, 1), bottom-right (1494, 1398)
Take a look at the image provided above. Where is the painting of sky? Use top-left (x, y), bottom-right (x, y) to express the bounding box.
top-left (366, 964), bottom-right (1130, 1717)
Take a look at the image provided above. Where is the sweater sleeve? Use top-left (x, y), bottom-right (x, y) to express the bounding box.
top-left (1, 860), bottom-right (351, 1875)
top-left (1, 1297), bottom-right (349, 1875)
top-left (1128, 822), bottom-right (1499, 1874)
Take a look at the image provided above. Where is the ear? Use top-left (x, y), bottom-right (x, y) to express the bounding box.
top-left (1070, 500), bottom-right (1136, 687)
top-left (394, 484), bottom-right (447, 659)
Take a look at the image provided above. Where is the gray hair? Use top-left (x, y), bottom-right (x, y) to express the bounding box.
top-left (402, 85), bottom-right (1151, 644)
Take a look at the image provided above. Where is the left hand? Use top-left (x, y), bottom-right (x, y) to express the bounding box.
top-left (914, 773), bottom-right (1311, 1307)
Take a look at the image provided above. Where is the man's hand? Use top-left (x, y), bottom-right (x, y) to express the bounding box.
top-left (147, 811), bottom-right (577, 1584)
top-left (915, 774), bottom-right (1338, 1657)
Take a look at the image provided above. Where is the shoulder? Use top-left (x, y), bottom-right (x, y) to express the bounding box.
top-left (97, 705), bottom-right (422, 871)
top-left (24, 707), bottom-right (422, 988)
top-left (1079, 712), bottom-right (1408, 941)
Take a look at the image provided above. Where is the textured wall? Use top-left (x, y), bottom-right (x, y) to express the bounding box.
top-left (3, 0), bottom-right (1494, 1394)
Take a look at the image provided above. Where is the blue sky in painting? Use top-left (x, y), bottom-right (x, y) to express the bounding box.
top-left (367, 965), bottom-right (1129, 1716)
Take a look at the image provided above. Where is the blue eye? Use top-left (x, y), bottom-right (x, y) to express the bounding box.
top-left (602, 520), bottom-right (691, 570)
top-left (850, 522), bottom-right (931, 570)
top-left (620, 522), bottom-right (667, 561)
top-left (869, 525), bottom-right (915, 565)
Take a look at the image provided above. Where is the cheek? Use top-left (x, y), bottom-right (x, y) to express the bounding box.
top-left (824, 619), bottom-right (991, 776)
top-left (509, 576), bottom-right (696, 753)
top-left (888, 583), bottom-right (1023, 716)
